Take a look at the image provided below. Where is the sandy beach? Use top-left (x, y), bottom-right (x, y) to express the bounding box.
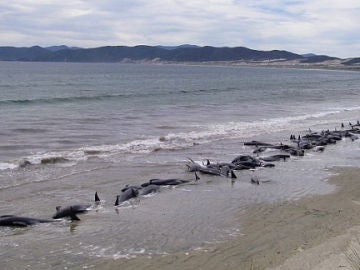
top-left (94, 167), bottom-right (360, 270)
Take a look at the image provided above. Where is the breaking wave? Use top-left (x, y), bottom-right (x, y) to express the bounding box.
top-left (0, 108), bottom-right (350, 171)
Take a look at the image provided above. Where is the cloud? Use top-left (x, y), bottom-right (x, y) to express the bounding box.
top-left (0, 0), bottom-right (359, 57)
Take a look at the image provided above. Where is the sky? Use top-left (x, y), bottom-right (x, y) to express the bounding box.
top-left (0, 0), bottom-right (359, 58)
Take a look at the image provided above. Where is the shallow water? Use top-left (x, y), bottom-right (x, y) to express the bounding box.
top-left (1, 62), bottom-right (360, 269)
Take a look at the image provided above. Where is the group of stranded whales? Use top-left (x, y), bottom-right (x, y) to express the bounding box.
top-left (114, 172), bottom-right (200, 206)
top-left (0, 193), bottom-right (101, 227)
top-left (186, 121), bottom-right (360, 180)
top-left (0, 173), bottom-right (200, 227)
top-left (1, 121), bottom-right (360, 228)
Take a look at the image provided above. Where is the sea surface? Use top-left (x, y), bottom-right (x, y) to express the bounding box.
top-left (1, 62), bottom-right (360, 269)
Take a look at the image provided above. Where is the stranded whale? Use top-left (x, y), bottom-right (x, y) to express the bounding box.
top-left (52, 192), bottom-right (99, 220)
top-left (141, 172), bottom-right (200, 187)
top-left (141, 184), bottom-right (161, 195)
top-left (114, 187), bottom-right (139, 206)
top-left (0, 215), bottom-right (55, 227)
top-left (52, 204), bottom-right (91, 221)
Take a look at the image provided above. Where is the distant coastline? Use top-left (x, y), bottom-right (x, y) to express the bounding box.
top-left (0, 45), bottom-right (359, 71)
top-left (119, 58), bottom-right (360, 72)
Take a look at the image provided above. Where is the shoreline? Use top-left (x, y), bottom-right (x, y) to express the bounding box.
top-left (97, 166), bottom-right (360, 270)
top-left (149, 60), bottom-right (360, 72)
top-left (2, 59), bottom-right (359, 72)
top-left (110, 59), bottom-right (360, 72)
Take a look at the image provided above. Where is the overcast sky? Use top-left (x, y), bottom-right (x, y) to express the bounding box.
top-left (0, 0), bottom-right (359, 58)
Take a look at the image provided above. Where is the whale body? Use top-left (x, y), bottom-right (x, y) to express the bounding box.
top-left (0, 215), bottom-right (54, 227)
top-left (52, 204), bottom-right (91, 221)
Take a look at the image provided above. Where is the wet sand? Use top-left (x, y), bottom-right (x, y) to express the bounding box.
top-left (96, 167), bottom-right (360, 270)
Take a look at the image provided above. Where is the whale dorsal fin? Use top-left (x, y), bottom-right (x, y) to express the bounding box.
top-left (202, 159), bottom-right (210, 166)
top-left (114, 196), bottom-right (120, 206)
top-left (95, 192), bottom-right (100, 203)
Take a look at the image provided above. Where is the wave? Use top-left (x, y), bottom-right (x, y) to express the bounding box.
top-left (1, 108), bottom-right (354, 171)
top-left (0, 94), bottom-right (130, 106)
top-left (11, 128), bottom-right (49, 134)
top-left (0, 87), bottom-right (242, 107)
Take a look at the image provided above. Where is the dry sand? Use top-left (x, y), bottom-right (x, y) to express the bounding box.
top-left (98, 167), bottom-right (360, 270)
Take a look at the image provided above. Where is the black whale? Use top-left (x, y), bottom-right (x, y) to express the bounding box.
top-left (52, 204), bottom-right (91, 221)
top-left (0, 215), bottom-right (55, 227)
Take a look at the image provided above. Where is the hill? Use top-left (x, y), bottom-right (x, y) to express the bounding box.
top-left (0, 45), bottom-right (302, 62)
top-left (0, 45), bottom-right (358, 69)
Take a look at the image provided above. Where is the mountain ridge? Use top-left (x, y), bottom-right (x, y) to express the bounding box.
top-left (0, 45), bottom-right (358, 68)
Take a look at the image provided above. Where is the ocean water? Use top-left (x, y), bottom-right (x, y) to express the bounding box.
top-left (1, 61), bottom-right (360, 269)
